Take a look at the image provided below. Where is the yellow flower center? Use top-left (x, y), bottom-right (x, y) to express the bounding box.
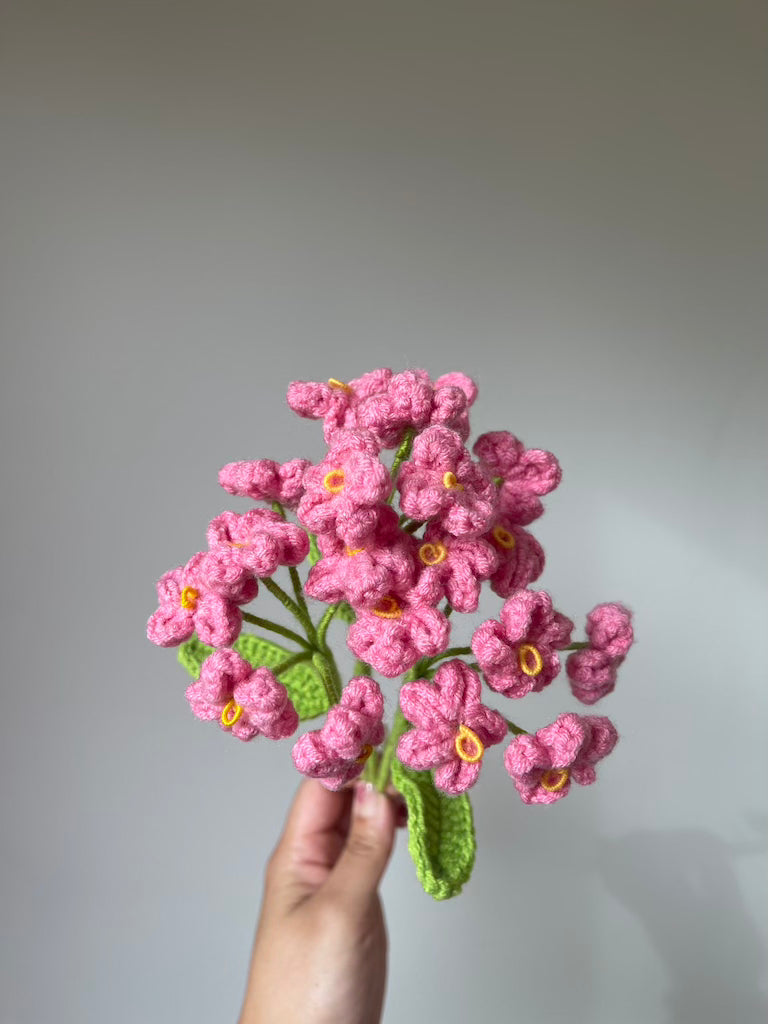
top-left (418, 541), bottom-right (448, 566)
top-left (323, 468), bottom-right (346, 493)
top-left (372, 596), bottom-right (402, 619)
top-left (220, 699), bottom-right (243, 728)
top-left (328, 378), bottom-right (352, 392)
top-left (492, 525), bottom-right (517, 550)
top-left (518, 644), bottom-right (543, 677)
top-left (346, 547), bottom-right (364, 556)
top-left (442, 471), bottom-right (464, 491)
top-left (180, 586), bottom-right (200, 611)
top-left (540, 768), bottom-right (570, 792)
top-left (454, 724), bottom-right (485, 763)
top-left (356, 744), bottom-right (374, 764)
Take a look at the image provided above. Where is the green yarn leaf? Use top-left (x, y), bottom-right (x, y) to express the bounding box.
top-left (177, 635), bottom-right (212, 679)
top-left (177, 634), bottom-right (331, 721)
top-left (308, 533), bottom-right (321, 566)
top-left (391, 759), bottom-right (476, 901)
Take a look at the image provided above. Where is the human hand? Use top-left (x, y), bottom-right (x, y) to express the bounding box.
top-left (238, 779), bottom-right (405, 1024)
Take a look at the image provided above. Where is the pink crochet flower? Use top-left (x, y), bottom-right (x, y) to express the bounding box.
top-left (346, 597), bottom-right (450, 677)
top-left (200, 509), bottom-right (309, 599)
top-left (567, 603), bottom-right (634, 704)
top-left (313, 502), bottom-right (403, 557)
top-left (408, 523), bottom-right (498, 613)
top-left (218, 458), bottom-right (311, 509)
top-left (186, 649), bottom-right (298, 741)
top-left (584, 602), bottom-right (634, 657)
top-left (297, 430), bottom-right (392, 547)
top-left (471, 589), bottom-right (573, 697)
top-left (431, 371), bottom-right (477, 440)
top-left (434, 371), bottom-right (477, 407)
top-left (287, 370), bottom-right (394, 443)
top-left (397, 660), bottom-right (507, 795)
top-left (483, 518), bottom-right (545, 597)
top-left (504, 713), bottom-right (618, 804)
top-left (147, 553), bottom-right (252, 648)
top-left (355, 369), bottom-right (476, 447)
top-left (292, 677), bottom-right (385, 790)
top-left (306, 516), bottom-right (416, 607)
top-left (397, 426), bottom-right (497, 537)
top-left (287, 369), bottom-right (478, 448)
top-left (474, 431), bottom-right (561, 524)
top-left (355, 369), bottom-right (435, 447)
top-left (565, 649), bottom-right (619, 705)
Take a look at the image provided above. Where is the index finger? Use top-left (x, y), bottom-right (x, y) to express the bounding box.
top-left (266, 780), bottom-right (354, 902)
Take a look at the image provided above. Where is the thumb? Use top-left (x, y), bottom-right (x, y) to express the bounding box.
top-left (324, 783), bottom-right (397, 903)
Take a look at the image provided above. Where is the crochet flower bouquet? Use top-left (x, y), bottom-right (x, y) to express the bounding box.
top-left (148, 369), bottom-right (634, 900)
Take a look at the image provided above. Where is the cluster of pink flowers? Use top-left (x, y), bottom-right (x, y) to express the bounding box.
top-left (148, 368), bottom-right (634, 810)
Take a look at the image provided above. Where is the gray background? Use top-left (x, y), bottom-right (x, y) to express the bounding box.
top-left (2, 2), bottom-right (767, 1022)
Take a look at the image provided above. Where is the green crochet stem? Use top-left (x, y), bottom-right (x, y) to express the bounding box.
top-left (248, 545), bottom-right (345, 704)
top-left (316, 602), bottom-right (341, 648)
top-left (241, 612), bottom-right (313, 650)
top-left (387, 429), bottom-right (415, 503)
top-left (308, 532), bottom-right (321, 565)
top-left (289, 565), bottom-right (317, 643)
top-left (375, 707), bottom-right (409, 792)
top-left (402, 519), bottom-right (424, 534)
top-left (326, 648), bottom-right (344, 702)
top-left (309, 651), bottom-right (340, 705)
top-left (264, 577), bottom-right (309, 622)
top-left (425, 646), bottom-right (472, 666)
top-left (373, 660), bottom-right (428, 792)
top-left (272, 650), bottom-right (314, 676)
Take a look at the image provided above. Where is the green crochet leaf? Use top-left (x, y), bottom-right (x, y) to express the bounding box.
top-left (391, 758), bottom-right (476, 900)
top-left (177, 634), bottom-right (331, 721)
top-left (177, 635), bottom-right (212, 679)
top-left (308, 533), bottom-right (321, 566)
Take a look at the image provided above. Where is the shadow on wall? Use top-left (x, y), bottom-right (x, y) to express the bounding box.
top-left (597, 825), bottom-right (768, 1024)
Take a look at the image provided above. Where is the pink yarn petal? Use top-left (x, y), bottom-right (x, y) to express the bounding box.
top-left (147, 605), bottom-right (193, 647)
top-left (397, 727), bottom-right (455, 771)
top-left (535, 714), bottom-right (588, 769)
top-left (399, 680), bottom-right (445, 728)
top-left (434, 757), bottom-right (481, 795)
top-left (504, 734), bottom-right (550, 776)
top-left (434, 372), bottom-right (478, 405)
top-left (578, 716), bottom-right (619, 764)
top-left (586, 603), bottom-right (634, 657)
top-left (193, 592), bottom-right (242, 648)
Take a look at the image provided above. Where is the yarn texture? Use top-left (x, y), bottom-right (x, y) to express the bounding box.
top-left (148, 366), bottom-right (634, 900)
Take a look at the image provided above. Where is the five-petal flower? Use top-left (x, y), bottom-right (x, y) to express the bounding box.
top-left (397, 426), bottom-right (497, 537)
top-left (186, 649), bottom-right (299, 741)
top-left (397, 660), bottom-right (507, 795)
top-left (472, 589), bottom-right (573, 697)
top-left (297, 430), bottom-right (392, 547)
top-left (504, 712), bottom-right (618, 804)
top-left (292, 677), bottom-right (385, 790)
top-left (147, 553), bottom-right (254, 648)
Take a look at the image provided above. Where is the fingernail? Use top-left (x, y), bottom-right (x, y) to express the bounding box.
top-left (354, 782), bottom-right (382, 819)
